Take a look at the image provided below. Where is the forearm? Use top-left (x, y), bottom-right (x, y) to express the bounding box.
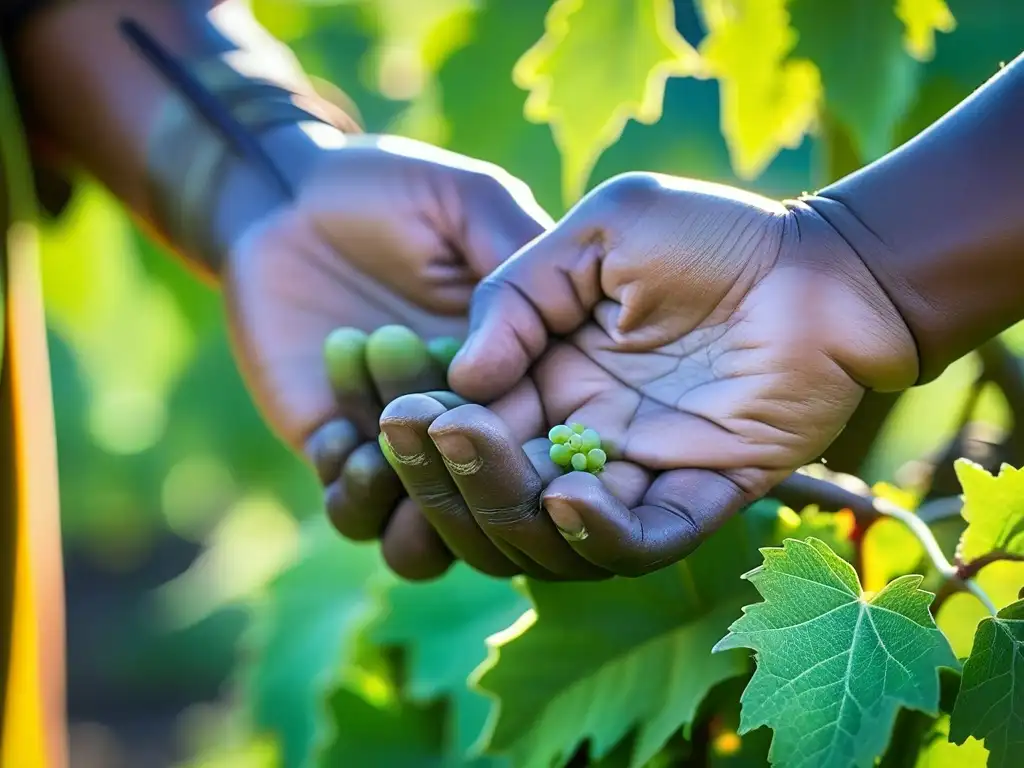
top-left (6, 0), bottom-right (353, 272)
top-left (800, 53), bottom-right (1024, 384)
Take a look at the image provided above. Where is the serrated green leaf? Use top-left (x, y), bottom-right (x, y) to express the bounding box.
top-left (367, 564), bottom-right (530, 759)
top-left (790, 0), bottom-right (921, 163)
top-left (513, 0), bottom-right (700, 202)
top-left (954, 459), bottom-right (1024, 562)
top-left (895, 0), bottom-right (957, 60)
top-left (694, 0), bottom-right (821, 180)
top-left (240, 518), bottom-right (383, 768)
top-left (315, 688), bottom-right (448, 768)
top-left (714, 537), bottom-right (959, 768)
top-left (949, 599), bottom-right (1024, 767)
top-left (475, 513), bottom-right (777, 768)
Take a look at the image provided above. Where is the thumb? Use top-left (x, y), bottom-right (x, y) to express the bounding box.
top-left (448, 220), bottom-right (607, 403)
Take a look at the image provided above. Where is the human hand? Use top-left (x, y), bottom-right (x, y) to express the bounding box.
top-left (222, 135), bottom-right (549, 578)
top-left (379, 173), bottom-right (919, 578)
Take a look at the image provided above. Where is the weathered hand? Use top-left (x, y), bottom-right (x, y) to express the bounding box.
top-left (380, 173), bottom-right (919, 578)
top-left (222, 134), bottom-right (549, 579)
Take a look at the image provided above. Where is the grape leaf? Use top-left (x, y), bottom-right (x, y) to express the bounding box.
top-left (949, 599), bottom-right (1024, 767)
top-left (714, 537), bottom-right (959, 768)
top-left (513, 0), bottom-right (700, 202)
top-left (895, 0), bottom-right (957, 60)
top-left (240, 518), bottom-right (383, 768)
top-left (315, 688), bottom-right (448, 768)
top-left (694, 0), bottom-right (821, 180)
top-left (954, 459), bottom-right (1024, 562)
top-left (474, 512), bottom-right (778, 768)
top-left (366, 564), bottom-right (530, 758)
top-left (790, 0), bottom-right (921, 163)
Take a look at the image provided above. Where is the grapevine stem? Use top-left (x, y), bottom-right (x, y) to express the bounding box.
top-left (872, 496), bottom-right (998, 616)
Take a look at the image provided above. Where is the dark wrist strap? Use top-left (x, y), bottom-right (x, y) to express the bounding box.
top-left (144, 55), bottom-right (356, 272)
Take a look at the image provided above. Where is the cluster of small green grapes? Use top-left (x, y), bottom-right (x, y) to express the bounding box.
top-left (548, 423), bottom-right (607, 473)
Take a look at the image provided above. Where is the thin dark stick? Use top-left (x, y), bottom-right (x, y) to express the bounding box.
top-left (118, 17), bottom-right (295, 200)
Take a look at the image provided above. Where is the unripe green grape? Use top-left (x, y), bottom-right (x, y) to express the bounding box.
top-left (570, 422), bottom-right (586, 434)
top-left (549, 443), bottom-right (573, 467)
top-left (324, 327), bottom-right (371, 393)
top-left (580, 428), bottom-right (601, 453)
top-left (586, 448), bottom-right (607, 472)
top-left (571, 452), bottom-right (588, 471)
top-left (427, 336), bottom-right (461, 371)
top-left (548, 424), bottom-right (574, 445)
top-left (366, 325), bottom-right (430, 381)
top-left (568, 434), bottom-right (583, 451)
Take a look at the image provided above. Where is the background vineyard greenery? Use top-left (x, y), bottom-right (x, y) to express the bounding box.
top-left (45, 1), bottom-right (1024, 766)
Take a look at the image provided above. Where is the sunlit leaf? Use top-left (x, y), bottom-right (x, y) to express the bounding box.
top-left (896, 0), bottom-right (957, 60)
top-left (949, 599), bottom-right (1024, 767)
top-left (954, 459), bottom-right (1024, 562)
top-left (367, 564), bottom-right (529, 758)
top-left (773, 503), bottom-right (856, 562)
top-left (715, 538), bottom-right (959, 768)
top-left (790, 0), bottom-right (921, 163)
top-left (938, 560), bottom-right (1024, 658)
top-left (695, 0), bottom-right (821, 180)
top-left (475, 513), bottom-right (778, 768)
top-left (913, 715), bottom-right (989, 768)
top-left (514, 0), bottom-right (700, 202)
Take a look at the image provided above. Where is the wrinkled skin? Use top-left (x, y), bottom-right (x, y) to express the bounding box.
top-left (379, 173), bottom-right (920, 579)
top-left (222, 135), bottom-right (550, 579)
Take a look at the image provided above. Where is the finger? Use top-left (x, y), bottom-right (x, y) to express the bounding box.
top-left (366, 325), bottom-right (449, 404)
top-left (428, 404), bottom-right (608, 580)
top-left (381, 498), bottom-right (455, 581)
top-left (540, 468), bottom-right (754, 576)
top-left (379, 394), bottom-right (521, 577)
top-left (328, 442), bottom-right (404, 541)
top-left (304, 419), bottom-right (361, 484)
top-left (448, 227), bottom-right (606, 403)
top-left (323, 328), bottom-right (381, 436)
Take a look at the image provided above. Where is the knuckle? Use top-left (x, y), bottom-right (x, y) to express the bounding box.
top-left (593, 172), bottom-right (661, 209)
top-left (475, 497), bottom-right (541, 528)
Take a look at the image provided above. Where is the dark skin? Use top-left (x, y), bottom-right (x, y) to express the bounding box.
top-left (4, 1), bottom-right (548, 756)
top-left (9, 1), bottom-right (550, 584)
top-left (376, 53), bottom-right (1024, 580)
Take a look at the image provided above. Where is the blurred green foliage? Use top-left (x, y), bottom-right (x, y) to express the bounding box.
top-left (41, 1), bottom-right (1024, 766)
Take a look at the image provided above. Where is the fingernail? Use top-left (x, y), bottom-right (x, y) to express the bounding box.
top-left (380, 424), bottom-right (424, 462)
top-left (432, 433), bottom-right (482, 475)
top-left (544, 498), bottom-right (588, 541)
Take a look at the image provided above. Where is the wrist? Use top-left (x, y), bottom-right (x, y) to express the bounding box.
top-left (783, 199), bottom-right (920, 393)
top-left (143, 55), bottom-right (358, 276)
top-left (804, 56), bottom-right (1024, 384)
top-left (208, 120), bottom-right (335, 270)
